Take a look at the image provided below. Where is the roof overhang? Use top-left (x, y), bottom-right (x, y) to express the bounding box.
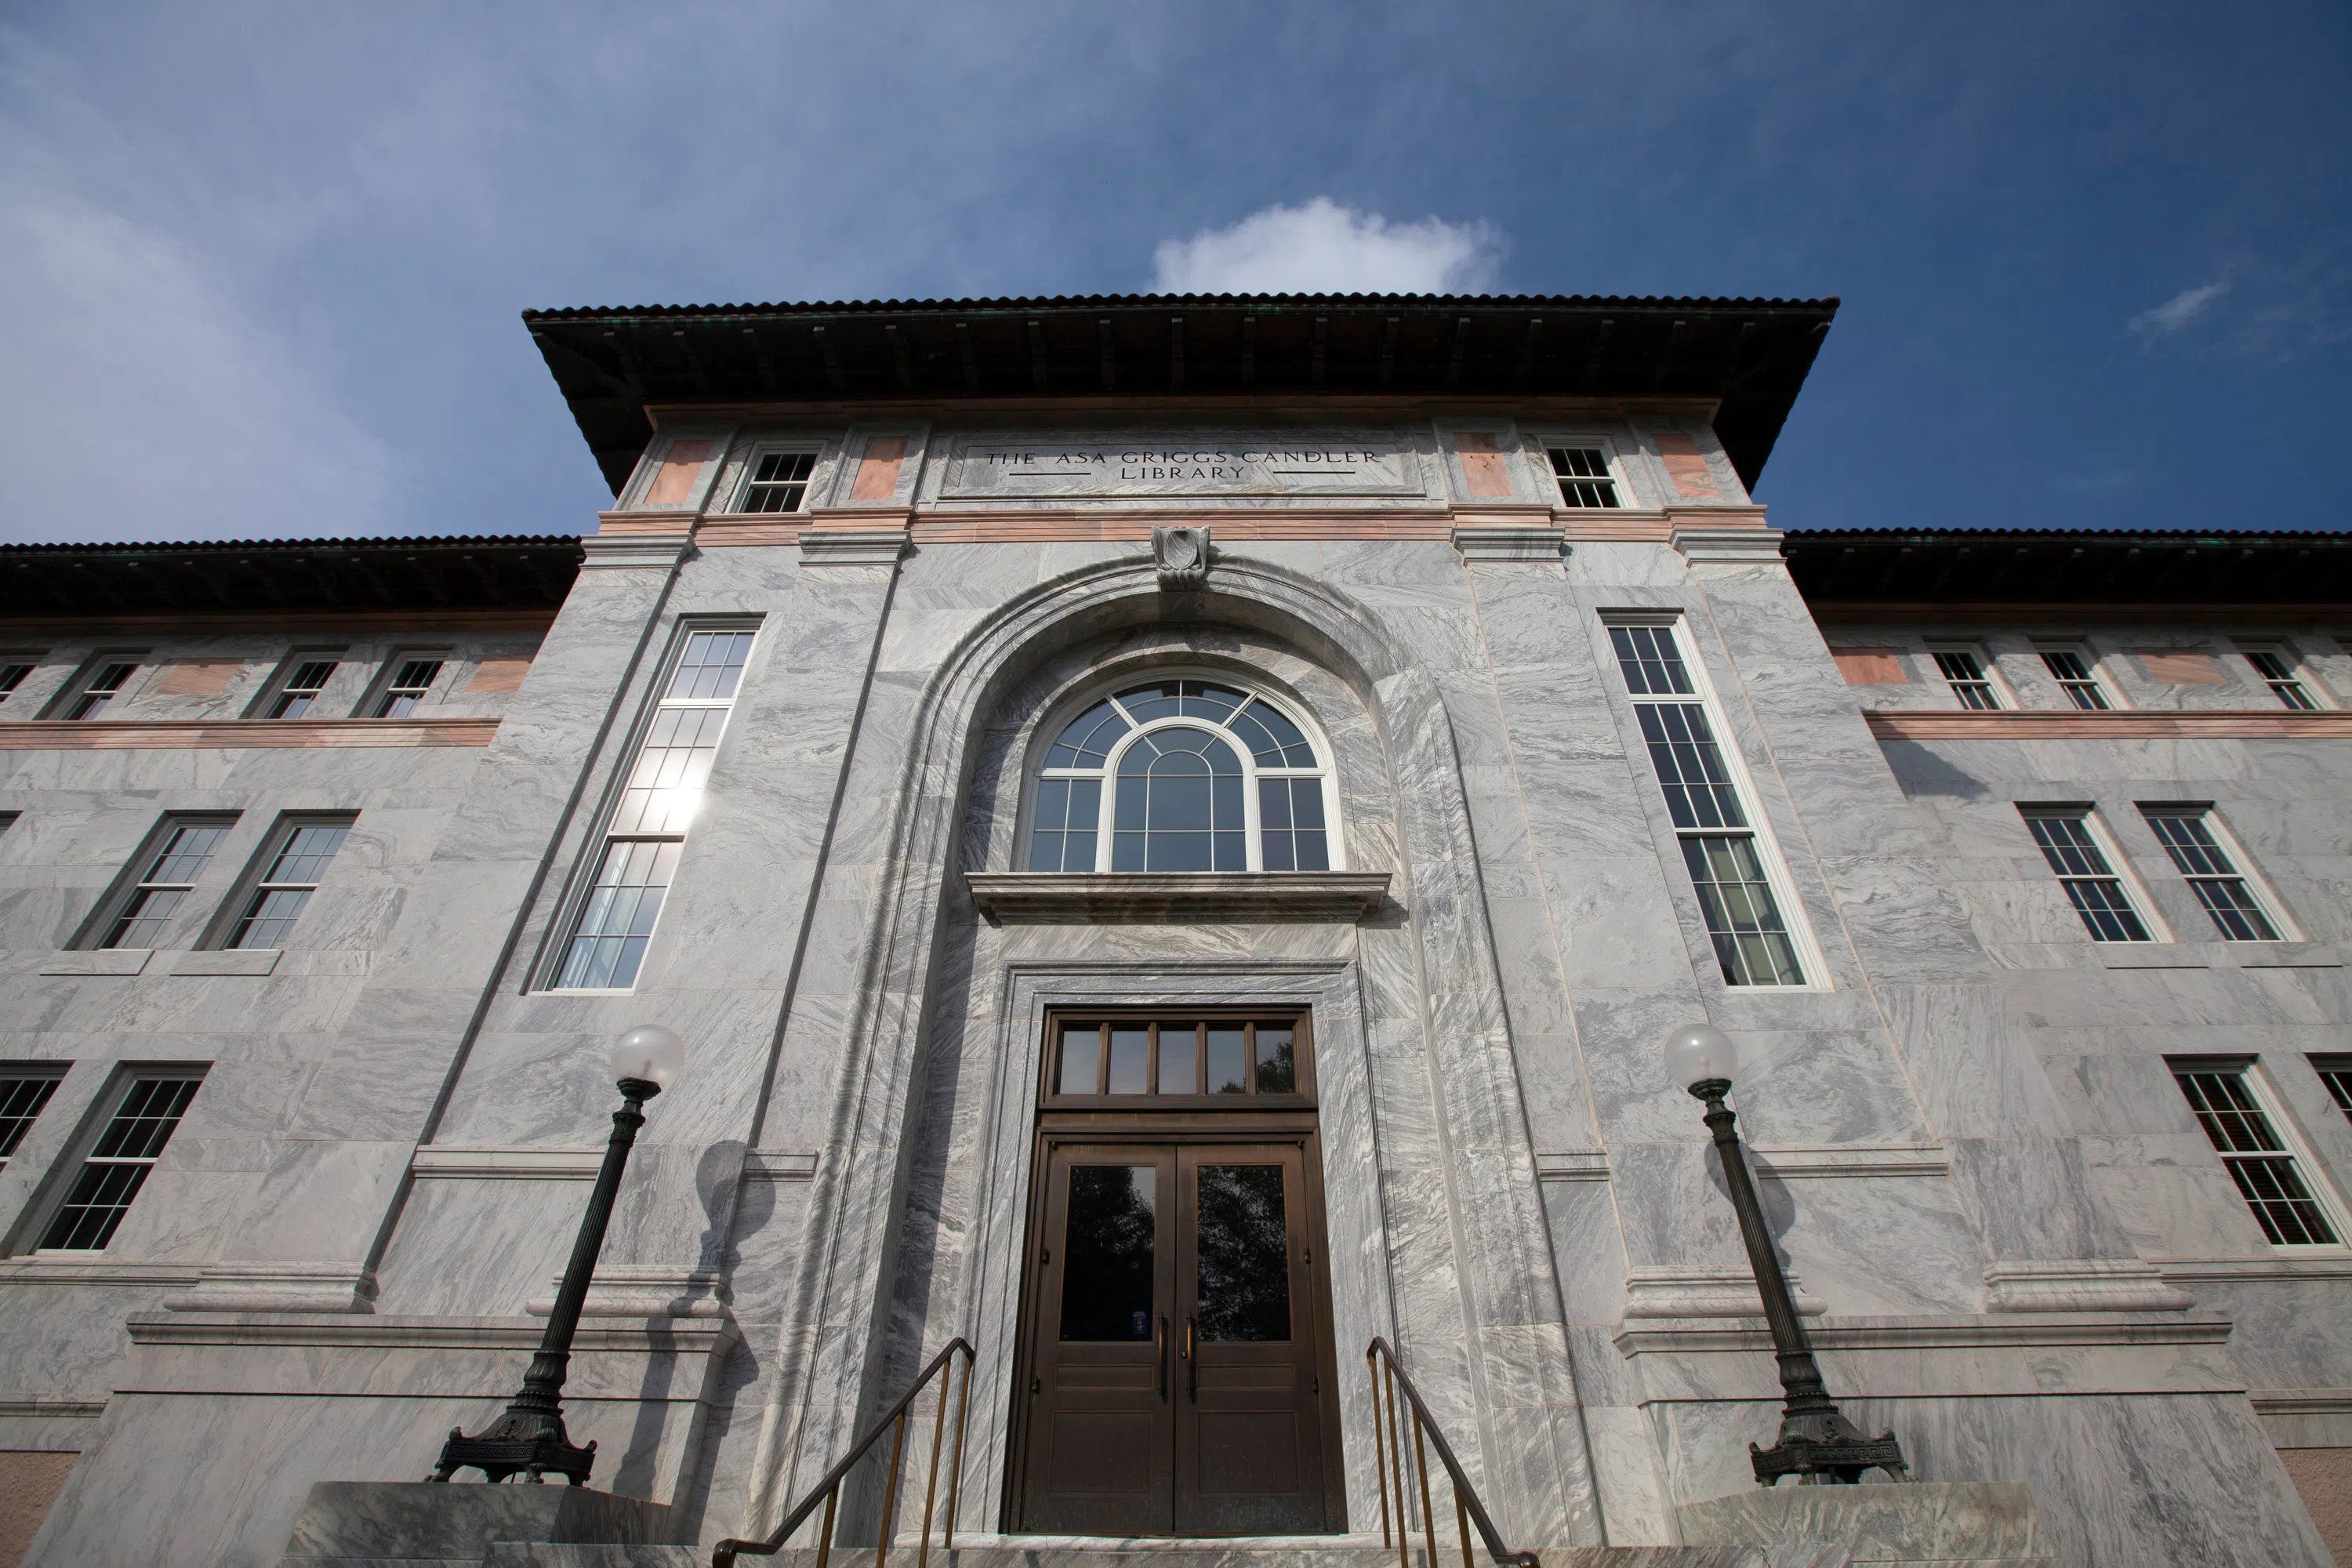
top-left (523, 292), bottom-right (1838, 495)
top-left (1781, 528), bottom-right (2352, 614)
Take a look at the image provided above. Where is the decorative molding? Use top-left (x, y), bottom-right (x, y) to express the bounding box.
top-left (1534, 1150), bottom-right (1610, 1182)
top-left (744, 1149), bottom-right (818, 1181)
top-left (1152, 524), bottom-right (1211, 590)
top-left (2153, 1254), bottom-right (2352, 1283)
top-left (579, 531), bottom-right (692, 570)
top-left (0, 1258), bottom-right (202, 1288)
top-left (0, 610), bottom-right (557, 637)
top-left (2249, 1388), bottom-right (2352, 1417)
top-left (0, 1397), bottom-right (106, 1420)
top-left (125, 1312), bottom-right (742, 1355)
top-left (592, 510), bottom-right (699, 535)
top-left (1621, 1265), bottom-right (1828, 1319)
top-left (797, 528), bottom-right (910, 566)
top-left (695, 517), bottom-right (804, 548)
top-left (1671, 523), bottom-right (1786, 563)
top-left (1865, 708), bottom-right (2352, 740)
top-left (964, 870), bottom-right (1393, 924)
top-left (1452, 524), bottom-right (1566, 564)
top-left (408, 1145), bottom-right (604, 1179)
top-left (165, 949), bottom-right (279, 977)
top-left (1615, 1313), bottom-right (2233, 1357)
top-left (38, 949), bottom-right (151, 976)
top-left (1749, 1143), bottom-right (1949, 1179)
top-left (0, 717), bottom-right (500, 750)
top-left (527, 1265), bottom-right (728, 1319)
top-left (162, 1261), bottom-right (376, 1314)
top-left (1982, 1259), bottom-right (2196, 1313)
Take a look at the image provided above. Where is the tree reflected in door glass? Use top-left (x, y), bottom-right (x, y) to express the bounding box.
top-left (1253, 1026), bottom-right (1296, 1093)
top-left (1061, 1166), bottom-right (1156, 1341)
top-left (1196, 1164), bottom-right (1290, 1341)
top-left (1206, 1028), bottom-right (1248, 1094)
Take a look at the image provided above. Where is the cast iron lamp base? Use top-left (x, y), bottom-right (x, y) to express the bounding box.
top-left (1751, 1421), bottom-right (1910, 1487)
top-left (430, 1406), bottom-right (597, 1487)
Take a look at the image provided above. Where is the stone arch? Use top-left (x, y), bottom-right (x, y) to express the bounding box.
top-left (736, 552), bottom-right (1602, 1547)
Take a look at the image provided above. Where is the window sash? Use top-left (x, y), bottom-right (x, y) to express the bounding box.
top-left (103, 821), bottom-right (233, 949)
top-left (1546, 446), bottom-right (1621, 509)
top-left (2174, 1069), bottom-right (2339, 1247)
top-left (2038, 649), bottom-right (2111, 710)
top-left (0, 662), bottom-right (36, 701)
top-left (2144, 812), bottom-right (2281, 942)
top-left (68, 662), bottom-right (140, 720)
top-left (371, 659), bottom-right (445, 718)
top-left (2314, 1064), bottom-right (2352, 1122)
top-left (2244, 649), bottom-right (2318, 710)
top-left (2024, 813), bottom-right (2151, 942)
top-left (39, 1076), bottom-right (202, 1252)
top-left (741, 450), bottom-right (818, 513)
top-left (227, 821), bottom-right (353, 949)
top-left (1932, 650), bottom-right (2002, 710)
top-left (0, 1075), bottom-right (62, 1169)
top-left (270, 660), bottom-right (339, 719)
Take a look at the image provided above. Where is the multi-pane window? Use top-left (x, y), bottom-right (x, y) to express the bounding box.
top-left (227, 819), bottom-right (354, 948)
top-left (555, 628), bottom-right (757, 990)
top-left (268, 661), bottom-right (339, 718)
top-left (2143, 810), bottom-right (2282, 942)
top-left (2242, 648), bottom-right (2321, 710)
top-left (741, 451), bottom-right (818, 513)
top-left (1547, 447), bottom-right (1621, 509)
top-left (38, 1073), bottom-right (203, 1251)
top-left (0, 659), bottom-right (37, 704)
top-left (1047, 1017), bottom-right (1306, 1100)
top-left (2022, 811), bottom-right (2151, 943)
top-left (368, 659), bottom-right (444, 718)
top-left (2038, 648), bottom-right (2111, 710)
top-left (2312, 1058), bottom-right (2352, 1124)
top-left (101, 819), bottom-right (234, 949)
top-left (1026, 680), bottom-right (1332, 874)
top-left (1608, 624), bottom-right (1805, 986)
top-left (0, 1073), bottom-right (63, 1173)
top-left (1931, 648), bottom-right (2002, 710)
top-left (2172, 1065), bottom-right (2339, 1247)
top-left (66, 661), bottom-right (140, 719)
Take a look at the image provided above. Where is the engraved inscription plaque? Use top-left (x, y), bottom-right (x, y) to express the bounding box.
top-left (941, 429), bottom-right (1422, 499)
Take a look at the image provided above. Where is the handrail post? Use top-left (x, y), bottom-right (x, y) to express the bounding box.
top-left (874, 1412), bottom-right (906, 1568)
top-left (1411, 1406), bottom-right (1438, 1568)
top-left (1369, 1347), bottom-right (1393, 1549)
top-left (944, 1348), bottom-right (972, 1552)
top-left (1388, 1361), bottom-right (1409, 1568)
top-left (916, 1356), bottom-right (950, 1568)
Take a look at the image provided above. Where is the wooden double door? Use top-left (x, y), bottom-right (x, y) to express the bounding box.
top-left (1016, 1134), bottom-right (1341, 1535)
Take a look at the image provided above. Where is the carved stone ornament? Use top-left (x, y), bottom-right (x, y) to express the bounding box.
top-left (1152, 524), bottom-right (1210, 591)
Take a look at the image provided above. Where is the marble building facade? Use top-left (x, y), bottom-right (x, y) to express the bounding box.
top-left (0, 294), bottom-right (2345, 1566)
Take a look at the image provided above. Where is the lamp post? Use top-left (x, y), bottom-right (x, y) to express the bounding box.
top-left (1664, 1022), bottom-right (1908, 1486)
top-left (432, 1023), bottom-right (686, 1486)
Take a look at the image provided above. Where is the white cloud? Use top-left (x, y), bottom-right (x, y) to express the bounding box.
top-left (0, 165), bottom-right (388, 543)
top-left (2127, 281), bottom-right (2229, 340)
top-left (1151, 198), bottom-right (1505, 295)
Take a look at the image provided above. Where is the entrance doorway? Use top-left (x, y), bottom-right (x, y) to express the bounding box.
top-left (1012, 1014), bottom-right (1344, 1536)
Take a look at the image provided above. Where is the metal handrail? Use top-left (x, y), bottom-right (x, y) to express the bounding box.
top-left (1366, 1338), bottom-right (1539, 1568)
top-left (713, 1338), bottom-right (975, 1568)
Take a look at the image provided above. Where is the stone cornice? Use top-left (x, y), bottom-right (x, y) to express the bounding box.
top-left (124, 1312), bottom-right (742, 1352)
top-left (1864, 708), bottom-right (2352, 740)
top-left (965, 870), bottom-right (1393, 924)
top-left (0, 1258), bottom-right (202, 1288)
top-left (0, 717), bottom-right (500, 750)
top-left (1614, 1313), bottom-right (2234, 1358)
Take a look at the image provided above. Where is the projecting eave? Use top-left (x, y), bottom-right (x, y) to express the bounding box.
top-left (1781, 528), bottom-right (2352, 612)
top-left (523, 292), bottom-right (1839, 495)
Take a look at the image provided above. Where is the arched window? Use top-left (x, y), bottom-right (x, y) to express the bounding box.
top-left (1029, 678), bottom-right (1335, 873)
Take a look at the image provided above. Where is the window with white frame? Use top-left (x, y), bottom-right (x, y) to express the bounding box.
top-left (0, 656), bottom-right (41, 705)
top-left (2171, 1061), bottom-right (2343, 1247)
top-left (554, 626), bottom-right (758, 990)
top-left (1545, 446), bottom-right (1621, 509)
top-left (2140, 807), bottom-right (2286, 942)
top-left (96, 817), bottom-right (236, 949)
top-left (35, 1069), bottom-right (206, 1252)
top-left (365, 655), bottom-right (445, 718)
top-left (1606, 622), bottom-right (1809, 986)
top-left (0, 1070), bottom-right (64, 1174)
top-left (223, 817), bottom-right (354, 949)
top-left (265, 657), bottom-right (340, 718)
top-left (2240, 646), bottom-right (2326, 710)
top-left (2311, 1056), bottom-right (2352, 1125)
top-left (1930, 647), bottom-right (2004, 710)
top-left (1026, 678), bottom-right (1334, 873)
top-left (739, 449), bottom-right (819, 513)
top-left (60, 656), bottom-right (144, 720)
top-left (2020, 808), bottom-right (2153, 943)
top-left (2037, 646), bottom-right (2113, 710)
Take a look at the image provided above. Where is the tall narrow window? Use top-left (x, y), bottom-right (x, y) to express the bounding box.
top-left (2038, 648), bottom-right (2111, 710)
top-left (741, 450), bottom-right (818, 513)
top-left (38, 1072), bottom-right (205, 1251)
top-left (2242, 648), bottom-right (2321, 710)
top-left (1609, 623), bottom-right (1806, 986)
top-left (555, 627), bottom-right (757, 989)
top-left (0, 659), bottom-right (38, 704)
top-left (2021, 810), bottom-right (2151, 943)
top-left (2311, 1057), bottom-right (2352, 1124)
top-left (1025, 679), bottom-right (1332, 874)
top-left (368, 659), bottom-right (444, 718)
top-left (227, 818), bottom-right (354, 948)
top-left (268, 660), bottom-right (339, 718)
top-left (65, 660), bottom-right (141, 719)
top-left (2172, 1064), bottom-right (2340, 1247)
top-left (1931, 648), bottom-right (2003, 710)
top-left (101, 819), bottom-right (234, 949)
top-left (1547, 447), bottom-right (1621, 509)
top-left (2142, 809), bottom-right (2283, 942)
top-left (0, 1072), bottom-right (64, 1173)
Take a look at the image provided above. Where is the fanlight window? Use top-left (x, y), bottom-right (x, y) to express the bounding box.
top-left (1029, 680), bottom-right (1334, 873)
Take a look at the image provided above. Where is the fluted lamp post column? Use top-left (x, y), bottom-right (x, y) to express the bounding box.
top-left (432, 1023), bottom-right (686, 1486)
top-left (1665, 1023), bottom-right (1908, 1486)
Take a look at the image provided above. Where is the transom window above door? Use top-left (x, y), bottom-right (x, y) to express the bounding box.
top-left (1044, 1014), bottom-right (1314, 1107)
top-left (1028, 678), bottom-right (1336, 873)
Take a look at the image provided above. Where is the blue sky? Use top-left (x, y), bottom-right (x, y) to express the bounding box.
top-left (1, 0), bottom-right (2346, 543)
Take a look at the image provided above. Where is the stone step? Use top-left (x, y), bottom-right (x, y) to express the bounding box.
top-left (475, 1546), bottom-right (1824, 1568)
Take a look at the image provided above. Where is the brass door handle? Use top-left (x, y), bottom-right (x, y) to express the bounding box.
top-left (1156, 1314), bottom-right (1169, 1401)
top-left (1185, 1316), bottom-right (1197, 1402)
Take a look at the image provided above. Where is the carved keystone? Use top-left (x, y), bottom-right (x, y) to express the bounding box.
top-left (1152, 524), bottom-right (1210, 590)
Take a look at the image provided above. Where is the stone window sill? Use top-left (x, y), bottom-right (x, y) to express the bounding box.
top-left (964, 870), bottom-right (1392, 924)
